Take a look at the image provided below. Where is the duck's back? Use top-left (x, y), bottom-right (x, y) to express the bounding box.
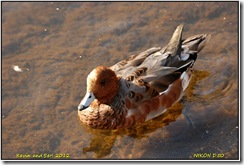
top-left (110, 24), bottom-right (211, 94)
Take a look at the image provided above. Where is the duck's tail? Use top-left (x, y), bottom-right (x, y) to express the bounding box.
top-left (181, 33), bottom-right (211, 62)
top-left (175, 32), bottom-right (211, 92)
top-left (183, 33), bottom-right (211, 53)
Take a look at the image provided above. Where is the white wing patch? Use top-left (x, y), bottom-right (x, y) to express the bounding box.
top-left (180, 53), bottom-right (190, 61)
top-left (180, 71), bottom-right (191, 91)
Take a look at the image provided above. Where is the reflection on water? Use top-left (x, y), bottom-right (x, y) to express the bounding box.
top-left (2, 2), bottom-right (239, 160)
top-left (81, 101), bottom-right (184, 158)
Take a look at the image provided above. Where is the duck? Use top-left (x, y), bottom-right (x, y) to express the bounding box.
top-left (77, 24), bottom-right (211, 129)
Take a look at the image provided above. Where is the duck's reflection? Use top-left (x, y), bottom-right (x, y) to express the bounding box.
top-left (80, 70), bottom-right (209, 158)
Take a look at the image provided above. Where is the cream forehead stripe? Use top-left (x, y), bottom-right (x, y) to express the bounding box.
top-left (87, 69), bottom-right (98, 82)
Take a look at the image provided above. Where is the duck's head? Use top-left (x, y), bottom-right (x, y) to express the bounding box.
top-left (78, 66), bottom-right (120, 111)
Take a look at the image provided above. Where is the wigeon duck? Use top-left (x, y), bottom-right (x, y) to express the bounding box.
top-left (78, 24), bottom-right (211, 129)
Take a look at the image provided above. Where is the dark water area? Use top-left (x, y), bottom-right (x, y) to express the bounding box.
top-left (2, 2), bottom-right (239, 160)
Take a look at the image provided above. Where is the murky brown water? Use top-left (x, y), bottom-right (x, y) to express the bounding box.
top-left (2, 2), bottom-right (239, 160)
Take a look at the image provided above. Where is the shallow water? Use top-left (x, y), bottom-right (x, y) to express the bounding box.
top-left (2, 2), bottom-right (239, 160)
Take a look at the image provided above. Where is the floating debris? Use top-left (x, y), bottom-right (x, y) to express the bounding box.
top-left (12, 65), bottom-right (23, 72)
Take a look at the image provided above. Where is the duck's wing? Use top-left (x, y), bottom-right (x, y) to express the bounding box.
top-left (141, 25), bottom-right (211, 92)
top-left (111, 24), bottom-right (210, 97)
top-left (109, 25), bottom-right (183, 81)
top-left (134, 24), bottom-right (185, 91)
top-left (117, 24), bottom-right (185, 94)
top-left (136, 25), bottom-right (211, 93)
top-left (110, 47), bottom-right (162, 77)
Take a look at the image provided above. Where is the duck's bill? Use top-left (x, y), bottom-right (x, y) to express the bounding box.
top-left (78, 92), bottom-right (95, 111)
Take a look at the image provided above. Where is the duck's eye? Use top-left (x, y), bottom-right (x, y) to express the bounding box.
top-left (100, 79), bottom-right (107, 85)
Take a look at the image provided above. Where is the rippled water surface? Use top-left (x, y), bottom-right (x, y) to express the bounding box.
top-left (2, 2), bottom-right (239, 160)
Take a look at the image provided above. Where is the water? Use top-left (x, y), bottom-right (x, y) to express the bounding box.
top-left (2, 2), bottom-right (239, 160)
